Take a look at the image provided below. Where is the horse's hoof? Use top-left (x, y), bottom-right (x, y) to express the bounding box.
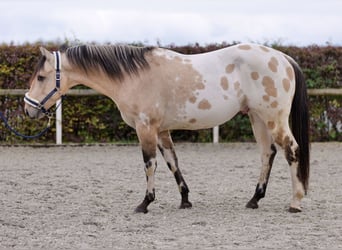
top-left (179, 201), bottom-right (192, 209)
top-left (134, 204), bottom-right (148, 214)
top-left (246, 199), bottom-right (259, 209)
top-left (289, 207), bottom-right (302, 213)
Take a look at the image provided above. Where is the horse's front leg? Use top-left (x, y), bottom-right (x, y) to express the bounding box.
top-left (157, 131), bottom-right (192, 209)
top-left (135, 123), bottom-right (158, 213)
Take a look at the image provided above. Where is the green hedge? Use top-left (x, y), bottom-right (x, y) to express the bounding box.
top-left (0, 42), bottom-right (341, 143)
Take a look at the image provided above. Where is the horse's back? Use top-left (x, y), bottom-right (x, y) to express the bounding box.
top-left (144, 44), bottom-right (296, 130)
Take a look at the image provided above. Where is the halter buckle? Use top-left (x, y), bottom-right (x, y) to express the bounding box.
top-left (56, 71), bottom-right (61, 81)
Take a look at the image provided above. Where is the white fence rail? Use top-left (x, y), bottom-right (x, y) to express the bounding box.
top-left (1, 88), bottom-right (342, 144)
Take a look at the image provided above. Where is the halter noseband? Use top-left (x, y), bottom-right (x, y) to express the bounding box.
top-left (24, 51), bottom-right (63, 115)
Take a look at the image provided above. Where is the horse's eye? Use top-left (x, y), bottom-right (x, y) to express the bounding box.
top-left (37, 75), bottom-right (45, 81)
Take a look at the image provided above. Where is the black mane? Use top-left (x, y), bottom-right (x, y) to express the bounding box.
top-left (65, 44), bottom-right (154, 81)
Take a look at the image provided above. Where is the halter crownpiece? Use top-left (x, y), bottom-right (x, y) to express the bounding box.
top-left (24, 51), bottom-right (63, 115)
top-left (54, 51), bottom-right (61, 88)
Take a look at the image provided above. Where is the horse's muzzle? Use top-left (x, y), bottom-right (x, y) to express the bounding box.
top-left (24, 105), bottom-right (45, 119)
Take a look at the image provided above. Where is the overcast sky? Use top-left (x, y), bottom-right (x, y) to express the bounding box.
top-left (1, 0), bottom-right (341, 46)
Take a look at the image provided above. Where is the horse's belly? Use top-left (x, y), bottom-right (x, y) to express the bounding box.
top-left (163, 98), bottom-right (240, 130)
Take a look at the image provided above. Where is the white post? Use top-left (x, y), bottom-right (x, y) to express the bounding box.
top-left (213, 126), bottom-right (219, 143)
top-left (56, 99), bottom-right (62, 144)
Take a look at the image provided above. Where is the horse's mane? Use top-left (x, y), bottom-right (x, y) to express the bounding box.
top-left (65, 44), bottom-right (154, 81)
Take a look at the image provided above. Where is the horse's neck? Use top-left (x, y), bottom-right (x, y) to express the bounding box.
top-left (67, 69), bottom-right (119, 101)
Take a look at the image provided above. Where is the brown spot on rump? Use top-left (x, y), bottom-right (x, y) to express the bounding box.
top-left (234, 81), bottom-right (243, 97)
top-left (251, 72), bottom-right (259, 80)
top-left (268, 57), bottom-right (279, 73)
top-left (189, 118), bottom-right (197, 123)
top-left (189, 95), bottom-right (197, 103)
top-left (259, 46), bottom-right (270, 52)
top-left (286, 66), bottom-right (294, 81)
top-left (226, 64), bottom-right (235, 73)
top-left (262, 76), bottom-right (277, 97)
top-left (282, 78), bottom-right (291, 92)
top-left (238, 44), bottom-right (252, 50)
top-left (263, 95), bottom-right (270, 102)
top-left (270, 101), bottom-right (278, 108)
top-left (223, 95), bottom-right (228, 100)
top-left (220, 76), bottom-right (229, 90)
top-left (198, 99), bottom-right (212, 110)
top-left (267, 121), bottom-right (275, 130)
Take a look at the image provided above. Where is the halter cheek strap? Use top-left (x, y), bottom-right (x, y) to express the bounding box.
top-left (24, 51), bottom-right (63, 115)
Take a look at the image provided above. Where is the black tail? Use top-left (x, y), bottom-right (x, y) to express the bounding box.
top-left (287, 58), bottom-right (310, 193)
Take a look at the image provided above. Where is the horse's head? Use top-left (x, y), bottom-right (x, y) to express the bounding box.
top-left (24, 47), bottom-right (66, 119)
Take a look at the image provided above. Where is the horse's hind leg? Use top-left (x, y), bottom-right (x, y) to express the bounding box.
top-left (157, 131), bottom-right (192, 209)
top-left (273, 127), bottom-right (305, 212)
top-left (246, 113), bottom-right (277, 209)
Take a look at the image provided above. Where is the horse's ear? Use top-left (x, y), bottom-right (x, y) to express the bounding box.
top-left (39, 47), bottom-right (54, 64)
top-left (39, 47), bottom-right (51, 57)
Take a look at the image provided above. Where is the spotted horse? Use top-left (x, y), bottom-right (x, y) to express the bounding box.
top-left (24, 43), bottom-right (310, 213)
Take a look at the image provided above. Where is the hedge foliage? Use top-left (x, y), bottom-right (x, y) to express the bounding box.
top-left (0, 42), bottom-right (341, 143)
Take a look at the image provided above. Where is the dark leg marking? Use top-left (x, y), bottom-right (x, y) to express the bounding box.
top-left (135, 149), bottom-right (157, 213)
top-left (285, 142), bottom-right (304, 191)
top-left (174, 169), bottom-right (192, 209)
top-left (285, 139), bottom-right (296, 164)
top-left (157, 145), bottom-right (164, 156)
top-left (158, 132), bottom-right (192, 209)
top-left (289, 207), bottom-right (302, 213)
top-left (269, 144), bottom-right (277, 168)
top-left (135, 189), bottom-right (155, 214)
top-left (168, 149), bottom-right (192, 209)
top-left (246, 183), bottom-right (266, 209)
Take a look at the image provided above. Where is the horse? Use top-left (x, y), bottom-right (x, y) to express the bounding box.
top-left (24, 43), bottom-right (310, 213)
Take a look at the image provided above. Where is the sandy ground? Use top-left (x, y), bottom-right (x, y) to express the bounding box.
top-left (0, 142), bottom-right (341, 249)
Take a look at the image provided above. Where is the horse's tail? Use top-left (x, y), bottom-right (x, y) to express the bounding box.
top-left (287, 56), bottom-right (310, 193)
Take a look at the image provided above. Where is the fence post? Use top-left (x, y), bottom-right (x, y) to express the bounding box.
top-left (213, 126), bottom-right (219, 143)
top-left (56, 99), bottom-right (62, 144)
